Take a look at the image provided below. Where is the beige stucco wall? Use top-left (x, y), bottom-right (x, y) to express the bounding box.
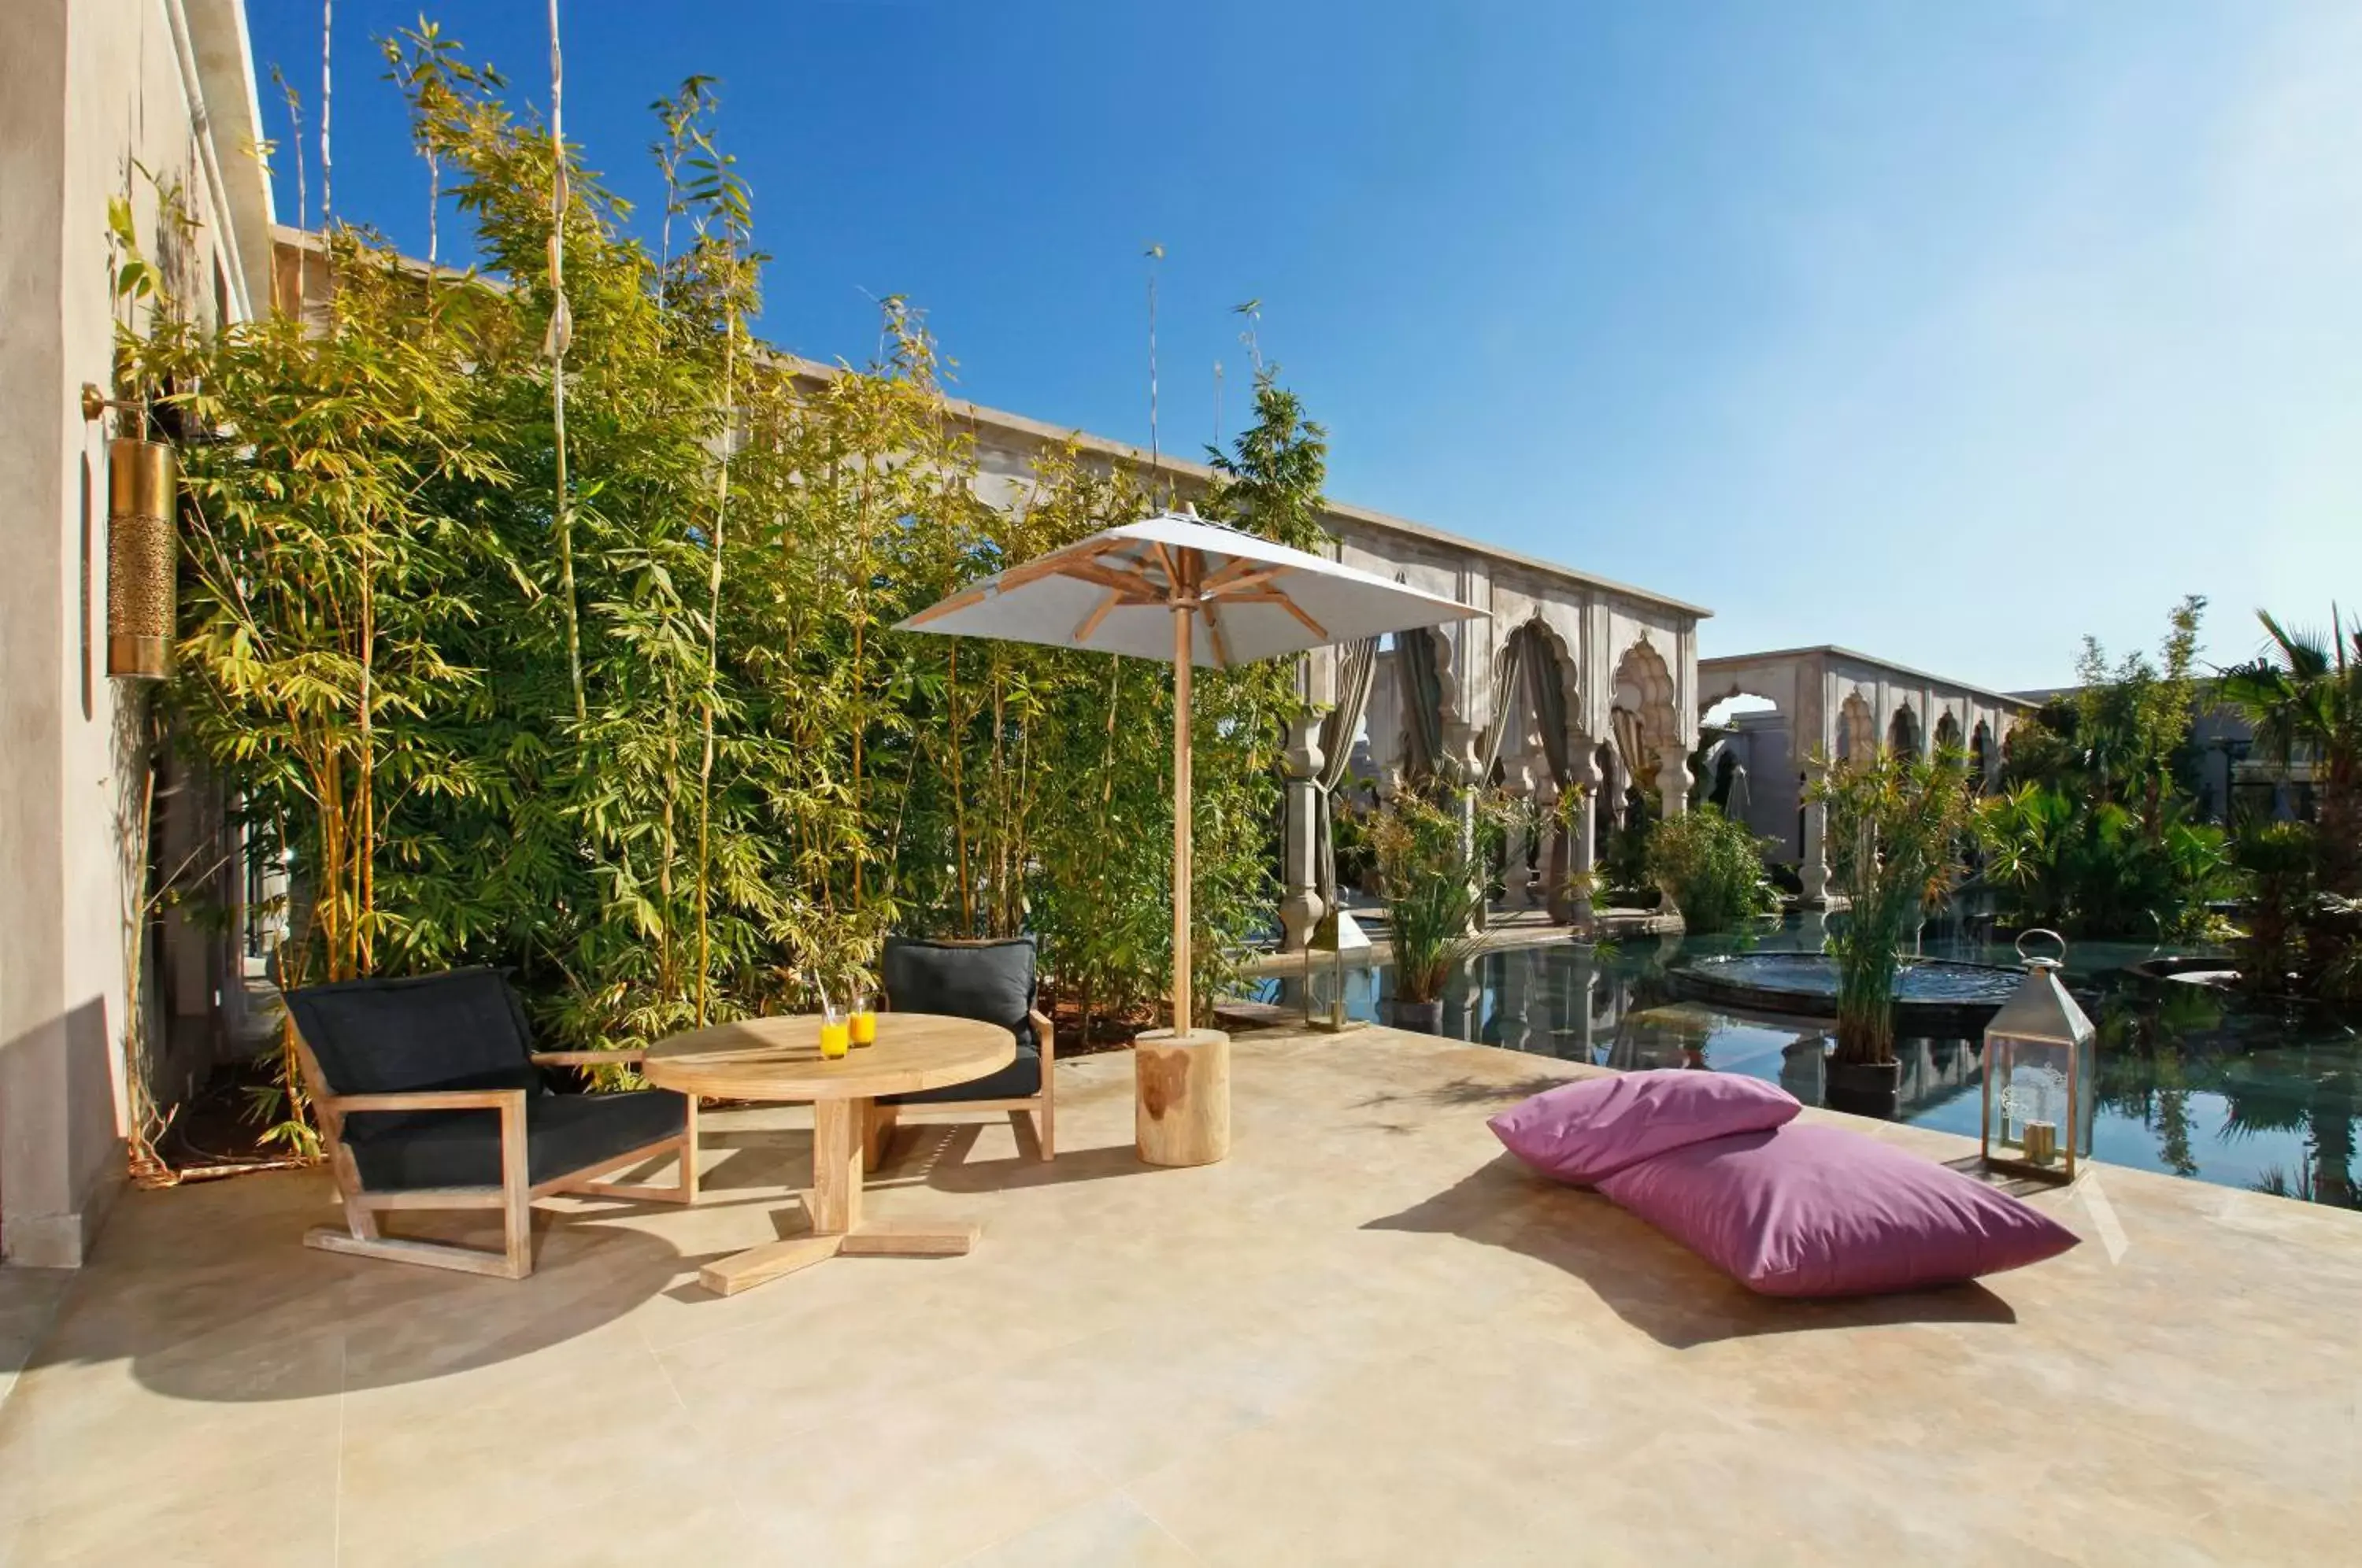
top-left (1697, 647), bottom-right (2031, 867)
top-left (0, 0), bottom-right (267, 1267)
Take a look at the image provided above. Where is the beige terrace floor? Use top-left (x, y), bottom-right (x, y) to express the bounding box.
top-left (0, 1026), bottom-right (2356, 1566)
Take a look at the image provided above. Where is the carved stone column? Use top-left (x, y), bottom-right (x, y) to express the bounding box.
top-left (1801, 764), bottom-right (1831, 905)
top-left (1442, 720), bottom-right (1483, 932)
top-left (1562, 745), bottom-right (1601, 927)
top-left (1526, 772), bottom-right (1557, 915)
top-left (1657, 747), bottom-right (1691, 818)
top-left (1278, 713), bottom-right (1324, 951)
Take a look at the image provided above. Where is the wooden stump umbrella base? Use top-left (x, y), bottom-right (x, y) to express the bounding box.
top-left (1135, 1028), bottom-right (1231, 1167)
top-left (643, 1015), bottom-right (1012, 1297)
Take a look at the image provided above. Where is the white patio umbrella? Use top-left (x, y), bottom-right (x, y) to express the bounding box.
top-left (897, 509), bottom-right (1485, 1166)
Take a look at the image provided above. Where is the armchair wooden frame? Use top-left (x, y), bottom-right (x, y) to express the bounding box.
top-left (294, 1034), bottom-right (698, 1281)
top-left (864, 1006), bottom-right (1055, 1170)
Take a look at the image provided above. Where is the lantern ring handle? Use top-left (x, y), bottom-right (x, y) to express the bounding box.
top-left (2013, 927), bottom-right (2068, 967)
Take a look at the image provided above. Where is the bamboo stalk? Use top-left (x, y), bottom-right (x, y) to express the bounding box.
top-left (693, 265), bottom-right (735, 1025)
top-left (546, 0), bottom-right (584, 724)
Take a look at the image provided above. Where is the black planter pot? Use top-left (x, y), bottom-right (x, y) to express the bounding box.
top-left (1823, 1058), bottom-right (1901, 1120)
top-left (1386, 997), bottom-right (1446, 1034)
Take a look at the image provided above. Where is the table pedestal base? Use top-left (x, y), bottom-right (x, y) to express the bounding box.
top-left (698, 1221), bottom-right (982, 1296)
top-left (695, 1096), bottom-right (983, 1297)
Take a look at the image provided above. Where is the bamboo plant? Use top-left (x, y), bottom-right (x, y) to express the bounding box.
top-left (117, 33), bottom-right (1333, 1145)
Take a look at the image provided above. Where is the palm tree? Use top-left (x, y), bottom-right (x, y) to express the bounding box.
top-left (2218, 608), bottom-right (2362, 894)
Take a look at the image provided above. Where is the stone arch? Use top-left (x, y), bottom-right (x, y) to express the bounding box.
top-left (1834, 691), bottom-right (1875, 762)
top-left (1888, 704), bottom-right (1922, 757)
top-left (1610, 638), bottom-right (1679, 783)
top-left (1508, 616), bottom-right (1583, 762)
top-left (1934, 710), bottom-right (1962, 751)
top-left (1697, 677), bottom-right (1783, 719)
top-left (1970, 720), bottom-right (1994, 785)
top-left (1388, 624), bottom-right (1466, 780)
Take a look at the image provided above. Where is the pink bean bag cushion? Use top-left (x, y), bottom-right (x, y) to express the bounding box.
top-left (1486, 1069), bottom-right (1802, 1185)
top-left (1595, 1122), bottom-right (2082, 1297)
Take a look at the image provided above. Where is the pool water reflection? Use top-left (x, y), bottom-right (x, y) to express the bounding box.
top-left (1260, 915), bottom-right (2361, 1210)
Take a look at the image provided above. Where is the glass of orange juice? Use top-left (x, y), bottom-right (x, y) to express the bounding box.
top-left (817, 997), bottom-right (850, 1060)
top-left (849, 990), bottom-right (877, 1047)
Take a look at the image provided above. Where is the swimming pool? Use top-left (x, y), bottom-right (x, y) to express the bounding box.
top-left (1259, 916), bottom-right (2361, 1210)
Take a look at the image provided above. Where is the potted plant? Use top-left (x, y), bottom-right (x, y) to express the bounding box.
top-left (1808, 747), bottom-right (1975, 1115)
top-left (1368, 787), bottom-right (1491, 1032)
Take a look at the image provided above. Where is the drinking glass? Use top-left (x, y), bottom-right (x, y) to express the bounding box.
top-left (849, 990), bottom-right (877, 1047)
top-left (818, 998), bottom-right (850, 1060)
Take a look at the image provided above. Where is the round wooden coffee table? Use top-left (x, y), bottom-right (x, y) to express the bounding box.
top-left (644, 1013), bottom-right (1013, 1295)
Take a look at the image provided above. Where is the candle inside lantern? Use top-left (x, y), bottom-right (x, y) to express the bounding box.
top-left (2023, 1120), bottom-right (2057, 1167)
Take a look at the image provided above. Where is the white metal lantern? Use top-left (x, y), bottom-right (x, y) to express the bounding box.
top-left (1303, 908), bottom-right (1372, 1033)
top-left (1981, 929), bottom-right (2097, 1184)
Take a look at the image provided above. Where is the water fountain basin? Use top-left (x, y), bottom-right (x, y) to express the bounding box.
top-left (1669, 951), bottom-right (2023, 1034)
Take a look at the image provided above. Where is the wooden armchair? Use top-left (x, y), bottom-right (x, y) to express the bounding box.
top-left (282, 968), bottom-right (698, 1280)
top-left (864, 936), bottom-right (1056, 1167)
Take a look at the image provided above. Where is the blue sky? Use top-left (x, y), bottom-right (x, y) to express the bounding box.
top-left (244, 1), bottom-right (2362, 690)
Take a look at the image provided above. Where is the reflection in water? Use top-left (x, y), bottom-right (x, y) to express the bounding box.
top-left (1259, 917), bottom-right (2361, 1211)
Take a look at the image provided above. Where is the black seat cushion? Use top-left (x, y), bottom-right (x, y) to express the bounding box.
top-left (342, 1090), bottom-right (686, 1192)
top-left (283, 968), bottom-right (539, 1096)
top-left (881, 936), bottom-right (1037, 1045)
top-left (882, 1043), bottom-right (1042, 1106)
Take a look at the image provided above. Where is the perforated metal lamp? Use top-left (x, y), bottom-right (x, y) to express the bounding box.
top-left (1981, 929), bottom-right (2097, 1184)
top-left (84, 382), bottom-right (177, 680)
top-left (1303, 907), bottom-right (1371, 1033)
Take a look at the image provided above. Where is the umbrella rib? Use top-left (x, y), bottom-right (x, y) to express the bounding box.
top-left (1059, 560), bottom-right (1166, 597)
top-left (909, 537), bottom-right (1125, 625)
top-left (904, 584), bottom-right (990, 627)
top-left (1222, 588), bottom-right (1327, 641)
top-left (1201, 599), bottom-right (1231, 668)
top-left (1200, 557), bottom-right (1283, 594)
top-left (1150, 542), bottom-right (1184, 597)
top-left (1072, 587), bottom-right (1129, 644)
top-left (995, 548), bottom-right (1100, 593)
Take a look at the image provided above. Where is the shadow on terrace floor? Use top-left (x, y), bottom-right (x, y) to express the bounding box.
top-left (28, 1132), bottom-right (834, 1406)
top-left (43, 1110), bottom-right (1179, 1408)
top-left (1364, 1152), bottom-right (2017, 1350)
top-left (866, 1119), bottom-right (1179, 1196)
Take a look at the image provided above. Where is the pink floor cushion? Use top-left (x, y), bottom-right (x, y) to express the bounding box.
top-left (1487, 1069), bottom-right (1802, 1185)
top-left (1595, 1122), bottom-right (2082, 1297)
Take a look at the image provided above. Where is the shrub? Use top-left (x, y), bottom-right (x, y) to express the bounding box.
top-left (2231, 820), bottom-right (2362, 1001)
top-left (1976, 784), bottom-right (2231, 942)
top-left (1600, 818), bottom-right (1656, 905)
top-left (1368, 789), bottom-right (1491, 1004)
top-left (1646, 807), bottom-right (1777, 934)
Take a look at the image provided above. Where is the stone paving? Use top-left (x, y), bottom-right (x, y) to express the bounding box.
top-left (0, 1026), bottom-right (2354, 1565)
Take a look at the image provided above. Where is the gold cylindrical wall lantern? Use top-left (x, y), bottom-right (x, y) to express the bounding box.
top-left (106, 435), bottom-right (178, 679)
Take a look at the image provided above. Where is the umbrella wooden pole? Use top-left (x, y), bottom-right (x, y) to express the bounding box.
top-left (1172, 601), bottom-right (1192, 1031)
top-left (1135, 568), bottom-right (1227, 1169)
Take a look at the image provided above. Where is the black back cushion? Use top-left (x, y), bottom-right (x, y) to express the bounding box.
top-left (882, 937), bottom-right (1038, 1042)
top-left (283, 968), bottom-right (539, 1096)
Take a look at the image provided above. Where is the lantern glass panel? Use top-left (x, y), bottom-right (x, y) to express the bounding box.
top-left (1981, 945), bottom-right (2097, 1182)
top-left (1304, 910), bottom-right (1369, 1030)
top-left (1986, 1034), bottom-right (2086, 1170)
top-left (1304, 949), bottom-right (1336, 1026)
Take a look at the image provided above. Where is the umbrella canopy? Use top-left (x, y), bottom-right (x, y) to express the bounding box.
top-left (897, 512), bottom-right (1483, 668)
top-left (897, 510), bottom-right (1486, 1041)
